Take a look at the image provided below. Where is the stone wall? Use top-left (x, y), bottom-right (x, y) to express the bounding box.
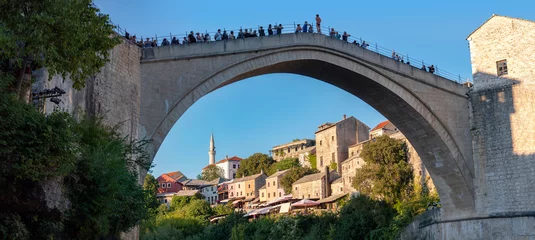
top-left (32, 39), bottom-right (142, 240)
top-left (33, 39), bottom-right (142, 142)
top-left (467, 15), bottom-right (535, 217)
top-left (399, 209), bottom-right (535, 240)
top-left (272, 139), bottom-right (315, 161)
top-left (292, 178), bottom-right (325, 199)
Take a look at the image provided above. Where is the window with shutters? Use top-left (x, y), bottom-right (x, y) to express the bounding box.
top-left (497, 60), bottom-right (508, 76)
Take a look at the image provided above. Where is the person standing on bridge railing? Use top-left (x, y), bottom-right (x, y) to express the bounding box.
top-left (161, 38), bottom-right (170, 46)
top-left (342, 31), bottom-right (351, 41)
top-left (303, 21), bottom-right (308, 33)
top-left (428, 65), bottom-right (435, 74)
top-left (316, 14), bottom-right (322, 33)
top-left (222, 30), bottom-right (229, 40)
top-left (215, 29), bottom-right (222, 41)
top-left (259, 26), bottom-right (265, 36)
top-left (277, 24), bottom-right (283, 35)
top-left (268, 24), bottom-right (274, 36)
top-left (188, 31), bottom-right (196, 43)
top-left (329, 28), bottom-right (336, 37)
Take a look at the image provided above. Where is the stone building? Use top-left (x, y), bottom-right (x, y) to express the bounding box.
top-left (265, 169), bottom-right (290, 201)
top-left (156, 171), bottom-right (188, 193)
top-left (315, 115), bottom-right (369, 173)
top-left (369, 120), bottom-right (398, 139)
top-left (467, 15), bottom-right (535, 216)
top-left (259, 185), bottom-right (267, 202)
top-left (330, 177), bottom-right (344, 195)
top-left (271, 139), bottom-right (316, 162)
top-left (340, 142), bottom-right (366, 192)
top-left (228, 171), bottom-right (267, 200)
top-left (340, 120), bottom-right (436, 194)
top-left (292, 169), bottom-right (340, 200)
top-left (244, 171), bottom-right (268, 200)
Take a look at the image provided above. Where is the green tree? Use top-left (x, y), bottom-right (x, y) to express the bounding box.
top-left (235, 153), bottom-right (274, 177)
top-left (184, 199), bottom-right (213, 219)
top-left (200, 164), bottom-right (224, 181)
top-left (64, 117), bottom-right (149, 239)
top-left (279, 167), bottom-right (319, 194)
top-left (144, 173), bottom-right (161, 216)
top-left (170, 193), bottom-right (203, 211)
top-left (307, 154), bottom-right (317, 169)
top-left (329, 195), bottom-right (396, 240)
top-left (352, 135), bottom-right (413, 204)
top-left (268, 158), bottom-right (300, 175)
top-left (213, 203), bottom-right (235, 216)
top-left (0, 0), bottom-right (120, 98)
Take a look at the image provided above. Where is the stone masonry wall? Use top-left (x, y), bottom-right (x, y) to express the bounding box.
top-left (468, 15), bottom-right (535, 216)
top-left (33, 39), bottom-right (142, 141)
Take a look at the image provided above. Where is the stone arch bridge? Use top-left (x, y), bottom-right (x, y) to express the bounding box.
top-left (138, 33), bottom-right (474, 219)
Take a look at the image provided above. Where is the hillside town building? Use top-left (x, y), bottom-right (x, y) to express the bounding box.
top-left (156, 171), bottom-right (188, 193)
top-left (200, 178), bottom-right (227, 205)
top-left (265, 169), bottom-right (290, 201)
top-left (292, 168), bottom-right (340, 200)
top-left (315, 115), bottom-right (370, 173)
top-left (271, 139), bottom-right (316, 162)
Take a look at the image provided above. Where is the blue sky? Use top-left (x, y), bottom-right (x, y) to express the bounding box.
top-left (93, 0), bottom-right (533, 179)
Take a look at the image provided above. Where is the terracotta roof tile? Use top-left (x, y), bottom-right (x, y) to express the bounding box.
top-left (371, 120), bottom-right (390, 132)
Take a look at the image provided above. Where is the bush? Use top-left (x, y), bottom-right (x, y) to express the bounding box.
top-left (0, 75), bottom-right (151, 238)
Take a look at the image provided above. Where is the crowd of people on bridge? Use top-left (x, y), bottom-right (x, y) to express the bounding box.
top-left (124, 14), bottom-right (438, 75)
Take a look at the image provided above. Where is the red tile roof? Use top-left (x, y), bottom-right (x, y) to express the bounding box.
top-left (157, 171), bottom-right (187, 182)
top-left (371, 120), bottom-right (391, 132)
top-left (203, 156), bottom-right (242, 170)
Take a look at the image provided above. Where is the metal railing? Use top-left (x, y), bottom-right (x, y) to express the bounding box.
top-left (118, 22), bottom-right (470, 83)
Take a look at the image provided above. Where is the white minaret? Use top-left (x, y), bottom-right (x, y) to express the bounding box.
top-left (208, 133), bottom-right (216, 165)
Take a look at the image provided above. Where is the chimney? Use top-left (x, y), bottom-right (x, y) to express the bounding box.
top-left (343, 114), bottom-right (346, 120)
top-left (260, 169), bottom-right (264, 175)
top-left (324, 166), bottom-right (331, 198)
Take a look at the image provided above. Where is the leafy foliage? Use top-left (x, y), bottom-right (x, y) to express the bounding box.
top-left (200, 164), bottom-right (224, 181)
top-left (0, 0), bottom-right (120, 91)
top-left (0, 75), bottom-right (150, 239)
top-left (144, 174), bottom-right (161, 217)
top-left (170, 193), bottom-right (203, 211)
top-left (353, 135), bottom-right (413, 203)
top-left (268, 158), bottom-right (300, 175)
top-left (279, 167), bottom-right (319, 194)
top-left (235, 153), bottom-right (274, 177)
top-left (212, 203), bottom-right (235, 216)
top-left (307, 154), bottom-right (317, 169)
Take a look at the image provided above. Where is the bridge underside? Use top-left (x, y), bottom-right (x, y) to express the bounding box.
top-left (139, 34), bottom-right (475, 219)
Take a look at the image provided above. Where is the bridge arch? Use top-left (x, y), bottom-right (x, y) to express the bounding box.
top-left (139, 34), bottom-right (475, 219)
